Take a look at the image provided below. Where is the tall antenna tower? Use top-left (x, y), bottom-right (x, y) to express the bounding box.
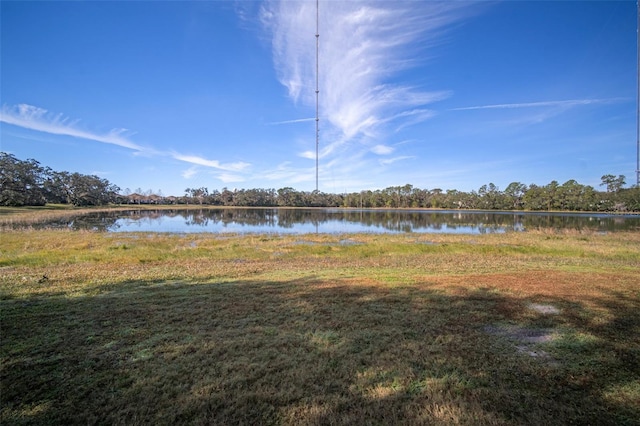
top-left (636, 1), bottom-right (639, 186)
top-left (315, 0), bottom-right (320, 192)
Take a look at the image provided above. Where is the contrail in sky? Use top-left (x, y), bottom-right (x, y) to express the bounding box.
top-left (266, 117), bottom-right (316, 125)
top-left (450, 98), bottom-right (626, 111)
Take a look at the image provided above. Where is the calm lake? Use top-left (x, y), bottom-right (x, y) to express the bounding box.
top-left (23, 208), bottom-right (640, 234)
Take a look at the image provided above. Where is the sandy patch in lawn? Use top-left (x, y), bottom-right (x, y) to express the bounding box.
top-left (528, 303), bottom-right (560, 314)
top-left (485, 324), bottom-right (558, 363)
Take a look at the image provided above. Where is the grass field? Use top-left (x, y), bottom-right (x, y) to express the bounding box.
top-left (1, 227), bottom-right (639, 425)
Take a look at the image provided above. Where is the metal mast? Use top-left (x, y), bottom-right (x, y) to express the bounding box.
top-left (637, 1), bottom-right (639, 186)
top-left (315, 0), bottom-right (320, 192)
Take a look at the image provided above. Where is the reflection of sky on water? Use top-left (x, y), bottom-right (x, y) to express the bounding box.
top-left (110, 214), bottom-right (510, 235)
top-left (19, 208), bottom-right (637, 234)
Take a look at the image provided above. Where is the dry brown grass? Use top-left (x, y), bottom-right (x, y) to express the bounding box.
top-left (1, 229), bottom-right (639, 424)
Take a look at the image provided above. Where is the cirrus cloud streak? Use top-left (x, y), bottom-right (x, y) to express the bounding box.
top-left (0, 103), bottom-right (251, 174)
top-left (261, 0), bottom-right (475, 168)
top-left (450, 98), bottom-right (626, 111)
top-left (263, 0), bottom-right (467, 138)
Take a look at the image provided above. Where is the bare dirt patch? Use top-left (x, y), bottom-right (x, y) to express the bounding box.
top-left (485, 325), bottom-right (557, 344)
top-left (528, 303), bottom-right (560, 314)
top-left (485, 324), bottom-right (558, 362)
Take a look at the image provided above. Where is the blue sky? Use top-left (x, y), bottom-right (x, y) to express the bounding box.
top-left (1, 0), bottom-right (636, 196)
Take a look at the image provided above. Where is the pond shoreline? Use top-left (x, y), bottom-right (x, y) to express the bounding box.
top-left (2, 206), bottom-right (639, 234)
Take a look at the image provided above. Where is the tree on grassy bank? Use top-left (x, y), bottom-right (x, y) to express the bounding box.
top-left (1, 153), bottom-right (120, 207)
top-left (0, 153), bottom-right (49, 206)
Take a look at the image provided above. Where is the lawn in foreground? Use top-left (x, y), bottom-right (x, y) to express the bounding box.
top-left (1, 230), bottom-right (639, 425)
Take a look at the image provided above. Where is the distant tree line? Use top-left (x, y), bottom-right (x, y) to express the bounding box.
top-left (179, 180), bottom-right (638, 212)
top-left (2, 153), bottom-right (638, 211)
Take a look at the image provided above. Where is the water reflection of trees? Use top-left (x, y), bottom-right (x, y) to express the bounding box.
top-left (22, 212), bottom-right (123, 231)
top-left (20, 209), bottom-right (640, 233)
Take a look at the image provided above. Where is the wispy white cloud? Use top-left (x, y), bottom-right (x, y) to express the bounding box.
top-left (260, 1), bottom-right (476, 188)
top-left (298, 150), bottom-right (316, 160)
top-left (261, 161), bottom-right (316, 185)
top-left (298, 131), bottom-right (352, 161)
top-left (182, 166), bottom-right (199, 179)
top-left (261, 1), bottom-right (470, 143)
top-left (371, 144), bottom-right (394, 155)
top-left (0, 104), bottom-right (146, 152)
top-left (449, 98), bottom-right (630, 127)
top-left (216, 172), bottom-right (245, 183)
top-left (0, 103), bottom-right (252, 176)
top-left (379, 156), bottom-right (415, 166)
top-left (266, 117), bottom-right (316, 125)
top-left (171, 153), bottom-right (250, 172)
top-left (450, 98), bottom-right (625, 111)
